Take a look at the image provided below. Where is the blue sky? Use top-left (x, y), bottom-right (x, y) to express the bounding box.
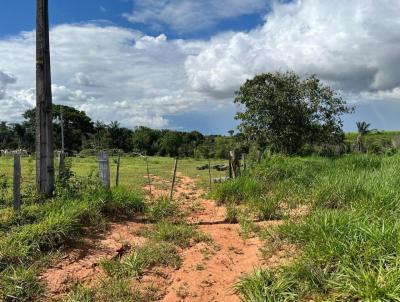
top-left (1, 0), bottom-right (400, 134)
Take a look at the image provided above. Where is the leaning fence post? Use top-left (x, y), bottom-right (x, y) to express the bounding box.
top-left (115, 154), bottom-right (121, 187)
top-left (98, 151), bottom-right (110, 189)
top-left (13, 154), bottom-right (21, 211)
top-left (146, 157), bottom-right (152, 195)
top-left (169, 158), bottom-right (178, 200)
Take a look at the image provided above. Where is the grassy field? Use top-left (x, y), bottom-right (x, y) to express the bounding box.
top-left (213, 153), bottom-right (400, 301)
top-left (3, 152), bottom-right (400, 301)
top-left (0, 156), bottom-right (228, 207)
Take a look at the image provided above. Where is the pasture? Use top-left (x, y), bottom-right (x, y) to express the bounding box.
top-left (0, 156), bottom-right (228, 207)
top-left (2, 153), bottom-right (400, 301)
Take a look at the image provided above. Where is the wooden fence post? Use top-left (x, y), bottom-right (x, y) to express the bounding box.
top-left (230, 150), bottom-right (238, 179)
top-left (58, 151), bottom-right (65, 178)
top-left (208, 158), bottom-right (212, 190)
top-left (13, 154), bottom-right (21, 211)
top-left (146, 157), bottom-right (152, 195)
top-left (98, 151), bottom-right (110, 189)
top-left (169, 158), bottom-right (178, 200)
top-left (115, 154), bottom-right (121, 187)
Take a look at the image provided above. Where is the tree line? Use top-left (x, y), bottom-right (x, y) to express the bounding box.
top-left (0, 105), bottom-right (236, 158)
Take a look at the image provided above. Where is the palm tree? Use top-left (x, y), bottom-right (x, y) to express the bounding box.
top-left (354, 121), bottom-right (372, 153)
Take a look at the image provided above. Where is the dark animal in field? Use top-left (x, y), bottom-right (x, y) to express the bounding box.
top-left (213, 164), bottom-right (228, 171)
top-left (196, 164), bottom-right (209, 170)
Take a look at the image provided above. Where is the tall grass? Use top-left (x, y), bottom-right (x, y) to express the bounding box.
top-left (230, 154), bottom-right (400, 301)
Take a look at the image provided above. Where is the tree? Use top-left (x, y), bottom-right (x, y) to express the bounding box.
top-left (24, 105), bottom-right (95, 153)
top-left (158, 131), bottom-right (183, 157)
top-left (132, 126), bottom-right (161, 155)
top-left (354, 121), bottom-right (373, 153)
top-left (235, 72), bottom-right (352, 155)
top-left (36, 0), bottom-right (54, 197)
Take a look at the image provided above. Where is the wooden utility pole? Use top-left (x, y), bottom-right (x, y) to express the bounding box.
top-left (36, 0), bottom-right (54, 197)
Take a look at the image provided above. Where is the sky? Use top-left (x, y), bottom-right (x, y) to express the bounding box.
top-left (0, 0), bottom-right (400, 134)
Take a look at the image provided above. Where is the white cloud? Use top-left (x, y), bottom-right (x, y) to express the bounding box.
top-left (0, 24), bottom-right (205, 128)
top-left (124, 0), bottom-right (268, 33)
top-left (186, 0), bottom-right (400, 98)
top-left (0, 70), bottom-right (16, 99)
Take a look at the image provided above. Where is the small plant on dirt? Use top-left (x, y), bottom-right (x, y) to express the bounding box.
top-left (238, 210), bottom-right (261, 239)
top-left (234, 269), bottom-right (297, 302)
top-left (145, 221), bottom-right (211, 248)
top-left (248, 195), bottom-right (281, 221)
top-left (145, 196), bottom-right (181, 221)
top-left (100, 242), bottom-right (182, 278)
top-left (60, 284), bottom-right (94, 302)
top-left (225, 202), bottom-right (239, 223)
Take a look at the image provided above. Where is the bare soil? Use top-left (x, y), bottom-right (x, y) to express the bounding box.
top-left (40, 173), bottom-right (293, 301)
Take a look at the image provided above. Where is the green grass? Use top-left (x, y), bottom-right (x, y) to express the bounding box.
top-left (145, 196), bottom-right (181, 221)
top-left (142, 220), bottom-right (211, 248)
top-left (234, 269), bottom-right (297, 302)
top-left (0, 181), bottom-right (145, 301)
top-left (100, 241), bottom-right (182, 278)
top-left (0, 156), bottom-right (228, 209)
top-left (222, 154), bottom-right (400, 301)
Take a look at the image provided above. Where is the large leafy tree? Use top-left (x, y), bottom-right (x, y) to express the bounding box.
top-left (24, 105), bottom-right (94, 152)
top-left (235, 72), bottom-right (352, 154)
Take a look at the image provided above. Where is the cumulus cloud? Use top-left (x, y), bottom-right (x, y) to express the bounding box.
top-left (124, 0), bottom-right (268, 33)
top-left (186, 0), bottom-right (400, 98)
top-left (0, 24), bottom-right (206, 128)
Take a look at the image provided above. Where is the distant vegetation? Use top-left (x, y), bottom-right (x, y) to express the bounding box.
top-left (0, 105), bottom-right (235, 159)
